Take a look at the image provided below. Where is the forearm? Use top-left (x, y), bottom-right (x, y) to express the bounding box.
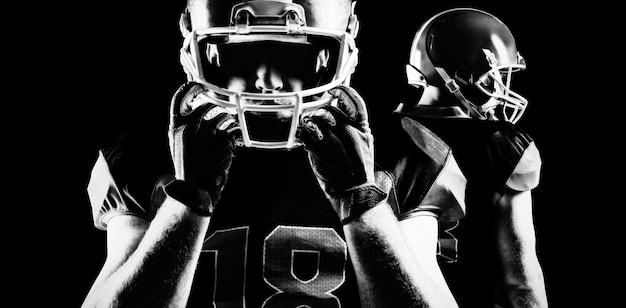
top-left (343, 203), bottom-right (458, 308)
top-left (497, 232), bottom-right (548, 308)
top-left (495, 189), bottom-right (548, 308)
top-left (84, 197), bottom-right (210, 307)
top-left (503, 255), bottom-right (548, 308)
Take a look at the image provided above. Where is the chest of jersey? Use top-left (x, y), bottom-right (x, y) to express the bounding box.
top-left (186, 148), bottom-right (360, 308)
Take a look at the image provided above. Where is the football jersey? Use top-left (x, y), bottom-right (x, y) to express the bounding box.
top-left (375, 115), bottom-right (467, 263)
top-left (186, 147), bottom-right (363, 307)
top-left (87, 131), bottom-right (172, 230)
top-left (88, 132), bottom-right (361, 307)
top-left (397, 114), bottom-right (542, 308)
top-left (88, 121), bottom-right (470, 307)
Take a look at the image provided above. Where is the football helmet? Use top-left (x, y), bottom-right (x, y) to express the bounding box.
top-left (179, 0), bottom-right (360, 149)
top-left (405, 8), bottom-right (527, 123)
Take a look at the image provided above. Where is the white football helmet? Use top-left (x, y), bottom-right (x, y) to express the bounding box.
top-left (179, 0), bottom-right (360, 149)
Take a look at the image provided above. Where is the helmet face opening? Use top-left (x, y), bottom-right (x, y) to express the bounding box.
top-left (196, 39), bottom-right (342, 93)
top-left (179, 0), bottom-right (359, 149)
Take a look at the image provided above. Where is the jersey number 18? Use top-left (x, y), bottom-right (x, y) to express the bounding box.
top-left (201, 225), bottom-right (348, 308)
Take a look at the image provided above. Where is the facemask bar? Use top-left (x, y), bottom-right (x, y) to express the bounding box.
top-left (179, 1), bottom-right (359, 149)
top-left (475, 50), bottom-right (528, 124)
top-left (194, 90), bottom-right (336, 149)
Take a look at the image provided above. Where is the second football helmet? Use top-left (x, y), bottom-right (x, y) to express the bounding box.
top-left (406, 8), bottom-right (528, 123)
top-left (179, 0), bottom-right (359, 149)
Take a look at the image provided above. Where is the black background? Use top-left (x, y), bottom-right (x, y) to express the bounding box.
top-left (18, 1), bottom-right (607, 306)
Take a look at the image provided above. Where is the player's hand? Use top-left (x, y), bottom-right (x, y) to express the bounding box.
top-left (299, 85), bottom-right (386, 224)
top-left (165, 82), bottom-right (240, 216)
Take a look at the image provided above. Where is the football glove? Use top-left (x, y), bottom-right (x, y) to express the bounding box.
top-left (165, 82), bottom-right (240, 216)
top-left (300, 85), bottom-right (387, 224)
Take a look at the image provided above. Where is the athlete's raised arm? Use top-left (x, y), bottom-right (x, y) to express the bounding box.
top-left (301, 86), bottom-right (458, 307)
top-left (82, 83), bottom-right (239, 307)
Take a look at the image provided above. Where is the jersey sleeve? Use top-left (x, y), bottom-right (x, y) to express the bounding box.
top-left (484, 126), bottom-right (542, 191)
top-left (86, 131), bottom-right (174, 230)
top-left (87, 151), bottom-right (149, 230)
top-left (384, 117), bottom-right (467, 223)
top-left (505, 141), bottom-right (541, 191)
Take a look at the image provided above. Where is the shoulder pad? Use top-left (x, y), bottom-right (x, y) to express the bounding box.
top-left (409, 154), bottom-right (467, 222)
top-left (505, 141), bottom-right (542, 191)
top-left (387, 118), bottom-right (467, 222)
top-left (389, 117), bottom-right (468, 221)
top-left (400, 117), bottom-right (450, 165)
top-left (87, 151), bottom-right (148, 230)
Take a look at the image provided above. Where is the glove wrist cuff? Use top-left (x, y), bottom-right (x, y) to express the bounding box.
top-left (164, 180), bottom-right (215, 216)
top-left (334, 184), bottom-right (387, 225)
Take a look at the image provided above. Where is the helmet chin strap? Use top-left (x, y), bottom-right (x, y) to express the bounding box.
top-left (433, 66), bottom-right (487, 120)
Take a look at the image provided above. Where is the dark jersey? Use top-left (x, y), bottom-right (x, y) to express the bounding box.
top-left (376, 116), bottom-right (467, 263)
top-left (187, 147), bottom-right (361, 307)
top-left (395, 113), bottom-right (542, 308)
top-left (88, 132), bottom-right (360, 307)
top-left (88, 121), bottom-right (469, 307)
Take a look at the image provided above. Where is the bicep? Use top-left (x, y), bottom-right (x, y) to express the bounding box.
top-left (94, 215), bottom-right (149, 283)
top-left (83, 215), bottom-right (148, 305)
top-left (493, 189), bottom-right (538, 259)
top-left (494, 189), bottom-right (549, 307)
top-left (398, 214), bottom-right (449, 291)
top-left (494, 189), bottom-right (545, 293)
top-left (398, 214), bottom-right (439, 263)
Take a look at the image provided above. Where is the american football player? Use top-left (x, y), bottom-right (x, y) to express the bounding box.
top-left (82, 1), bottom-right (460, 307)
top-left (391, 7), bottom-right (549, 308)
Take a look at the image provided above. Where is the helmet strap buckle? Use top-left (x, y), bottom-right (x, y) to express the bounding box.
top-left (444, 79), bottom-right (460, 93)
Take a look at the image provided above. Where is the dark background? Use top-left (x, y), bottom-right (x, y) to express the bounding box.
top-left (21, 1), bottom-right (606, 306)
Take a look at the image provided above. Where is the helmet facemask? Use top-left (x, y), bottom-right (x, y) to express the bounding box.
top-left (473, 49), bottom-right (528, 124)
top-left (430, 48), bottom-right (528, 124)
top-left (179, 0), bottom-right (359, 149)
